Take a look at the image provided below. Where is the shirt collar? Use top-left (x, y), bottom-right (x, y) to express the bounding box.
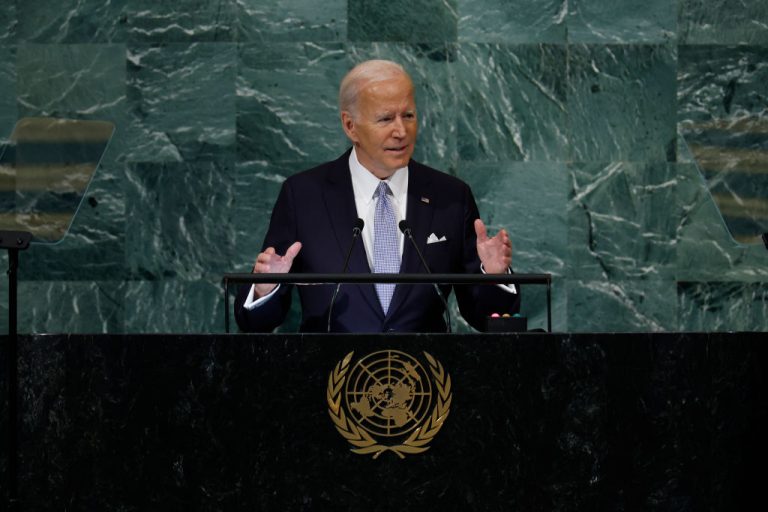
top-left (349, 147), bottom-right (408, 205)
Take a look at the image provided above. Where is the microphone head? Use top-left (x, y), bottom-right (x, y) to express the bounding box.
top-left (352, 218), bottom-right (364, 235)
top-left (398, 220), bottom-right (409, 234)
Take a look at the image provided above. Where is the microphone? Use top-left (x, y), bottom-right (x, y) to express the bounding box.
top-left (398, 220), bottom-right (452, 333)
top-left (327, 218), bottom-right (364, 332)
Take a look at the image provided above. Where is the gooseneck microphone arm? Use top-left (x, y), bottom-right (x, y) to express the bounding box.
top-left (327, 218), bottom-right (365, 332)
top-left (398, 220), bottom-right (452, 333)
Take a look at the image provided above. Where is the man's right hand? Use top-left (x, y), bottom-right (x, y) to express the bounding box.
top-left (251, 241), bottom-right (302, 298)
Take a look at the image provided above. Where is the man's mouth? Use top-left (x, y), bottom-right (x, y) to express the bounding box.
top-left (385, 145), bottom-right (408, 153)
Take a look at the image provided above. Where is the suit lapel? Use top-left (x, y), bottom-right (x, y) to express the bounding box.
top-left (386, 163), bottom-right (435, 319)
top-left (322, 152), bottom-right (382, 316)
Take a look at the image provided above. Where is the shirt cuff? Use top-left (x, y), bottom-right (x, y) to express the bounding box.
top-left (242, 284), bottom-right (281, 310)
top-left (480, 264), bottom-right (517, 294)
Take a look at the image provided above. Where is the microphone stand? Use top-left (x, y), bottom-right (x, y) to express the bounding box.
top-left (327, 220), bottom-right (364, 332)
top-left (398, 221), bottom-right (452, 333)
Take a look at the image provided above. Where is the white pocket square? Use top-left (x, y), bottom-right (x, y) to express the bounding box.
top-left (426, 233), bottom-right (447, 244)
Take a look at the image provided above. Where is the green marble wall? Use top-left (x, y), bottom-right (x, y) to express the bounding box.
top-left (1, 0), bottom-right (766, 334)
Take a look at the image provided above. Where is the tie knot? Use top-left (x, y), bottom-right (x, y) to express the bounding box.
top-left (375, 181), bottom-right (391, 199)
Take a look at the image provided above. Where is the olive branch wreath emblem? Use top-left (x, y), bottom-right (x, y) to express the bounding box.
top-left (326, 351), bottom-right (452, 459)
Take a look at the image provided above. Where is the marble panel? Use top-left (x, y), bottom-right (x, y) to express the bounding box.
top-left (457, 0), bottom-right (567, 43)
top-left (124, 160), bottom-right (238, 281)
top-left (348, 0), bottom-right (458, 43)
top-left (679, 0), bottom-right (768, 44)
top-left (568, 44), bottom-right (677, 162)
top-left (126, 0), bottom-right (236, 43)
top-left (236, 0), bottom-right (346, 42)
top-left (452, 161), bottom-right (568, 331)
top-left (16, 44), bottom-right (126, 119)
top-left (568, 0), bottom-right (676, 43)
top-left (124, 279), bottom-right (224, 333)
top-left (0, 47), bottom-right (16, 142)
top-left (237, 42), bottom-right (349, 165)
top-left (677, 45), bottom-right (768, 244)
top-left (678, 281), bottom-right (768, 331)
top-left (458, 161), bottom-right (568, 276)
top-left (18, 281), bottom-right (125, 333)
top-left (566, 279), bottom-right (678, 332)
top-left (16, 0), bottom-right (128, 43)
top-left (0, 0), bottom-right (15, 45)
top-left (568, 162), bottom-right (681, 281)
top-left (455, 44), bottom-right (568, 162)
top-left (125, 43), bottom-right (236, 163)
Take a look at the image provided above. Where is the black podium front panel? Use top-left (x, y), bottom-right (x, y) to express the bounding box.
top-left (1, 333), bottom-right (766, 510)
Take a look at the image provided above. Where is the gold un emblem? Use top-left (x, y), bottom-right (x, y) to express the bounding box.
top-left (327, 350), bottom-right (452, 459)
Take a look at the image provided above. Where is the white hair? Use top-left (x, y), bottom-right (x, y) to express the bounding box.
top-left (338, 60), bottom-right (412, 118)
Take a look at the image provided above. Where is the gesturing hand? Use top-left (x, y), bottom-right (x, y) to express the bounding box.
top-left (251, 241), bottom-right (302, 298)
top-left (474, 219), bottom-right (512, 274)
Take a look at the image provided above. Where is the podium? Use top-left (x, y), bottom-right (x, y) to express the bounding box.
top-left (1, 332), bottom-right (765, 510)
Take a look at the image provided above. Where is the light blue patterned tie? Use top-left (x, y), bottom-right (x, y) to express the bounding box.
top-left (373, 181), bottom-right (399, 313)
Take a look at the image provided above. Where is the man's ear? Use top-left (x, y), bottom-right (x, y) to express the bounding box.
top-left (340, 111), bottom-right (357, 143)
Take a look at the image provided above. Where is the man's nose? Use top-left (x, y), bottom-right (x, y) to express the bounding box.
top-left (392, 116), bottom-right (406, 137)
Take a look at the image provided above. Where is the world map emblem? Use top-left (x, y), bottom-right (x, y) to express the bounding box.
top-left (326, 350), bottom-right (452, 459)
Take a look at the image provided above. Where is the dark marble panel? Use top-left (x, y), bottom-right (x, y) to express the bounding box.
top-left (0, 335), bottom-right (7, 506)
top-left (457, 0), bottom-right (567, 43)
top-left (568, 0), bottom-right (676, 43)
top-left (567, 279), bottom-right (678, 332)
top-left (678, 281), bottom-right (768, 332)
top-left (708, 334), bottom-right (768, 509)
top-left (348, 0), bottom-right (458, 43)
top-left (124, 161), bottom-right (238, 281)
top-left (568, 44), bottom-right (677, 162)
top-left (126, 0), bottom-right (236, 43)
top-left (125, 43), bottom-right (236, 163)
top-left (16, 0), bottom-right (128, 43)
top-left (679, 0), bottom-right (768, 44)
top-left (455, 44), bottom-right (567, 162)
top-left (568, 162), bottom-right (681, 281)
top-left (5, 333), bottom-right (765, 510)
top-left (236, 0), bottom-right (346, 42)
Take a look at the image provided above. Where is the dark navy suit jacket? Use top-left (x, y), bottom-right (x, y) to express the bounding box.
top-left (235, 150), bottom-right (520, 333)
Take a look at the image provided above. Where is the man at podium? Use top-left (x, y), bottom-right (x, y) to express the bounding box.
top-left (235, 59), bottom-right (520, 333)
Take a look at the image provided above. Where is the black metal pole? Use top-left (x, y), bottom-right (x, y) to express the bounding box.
top-left (2, 231), bottom-right (31, 512)
top-left (6, 247), bottom-right (19, 512)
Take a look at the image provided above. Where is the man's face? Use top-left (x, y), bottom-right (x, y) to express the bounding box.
top-left (341, 74), bottom-right (418, 179)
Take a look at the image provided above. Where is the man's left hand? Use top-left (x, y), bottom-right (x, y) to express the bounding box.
top-left (474, 219), bottom-right (512, 274)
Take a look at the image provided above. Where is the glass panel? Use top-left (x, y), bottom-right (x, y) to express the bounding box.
top-left (680, 115), bottom-right (768, 245)
top-left (0, 117), bottom-right (115, 244)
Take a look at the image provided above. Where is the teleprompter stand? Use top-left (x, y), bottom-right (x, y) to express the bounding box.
top-left (2, 230), bottom-right (31, 512)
